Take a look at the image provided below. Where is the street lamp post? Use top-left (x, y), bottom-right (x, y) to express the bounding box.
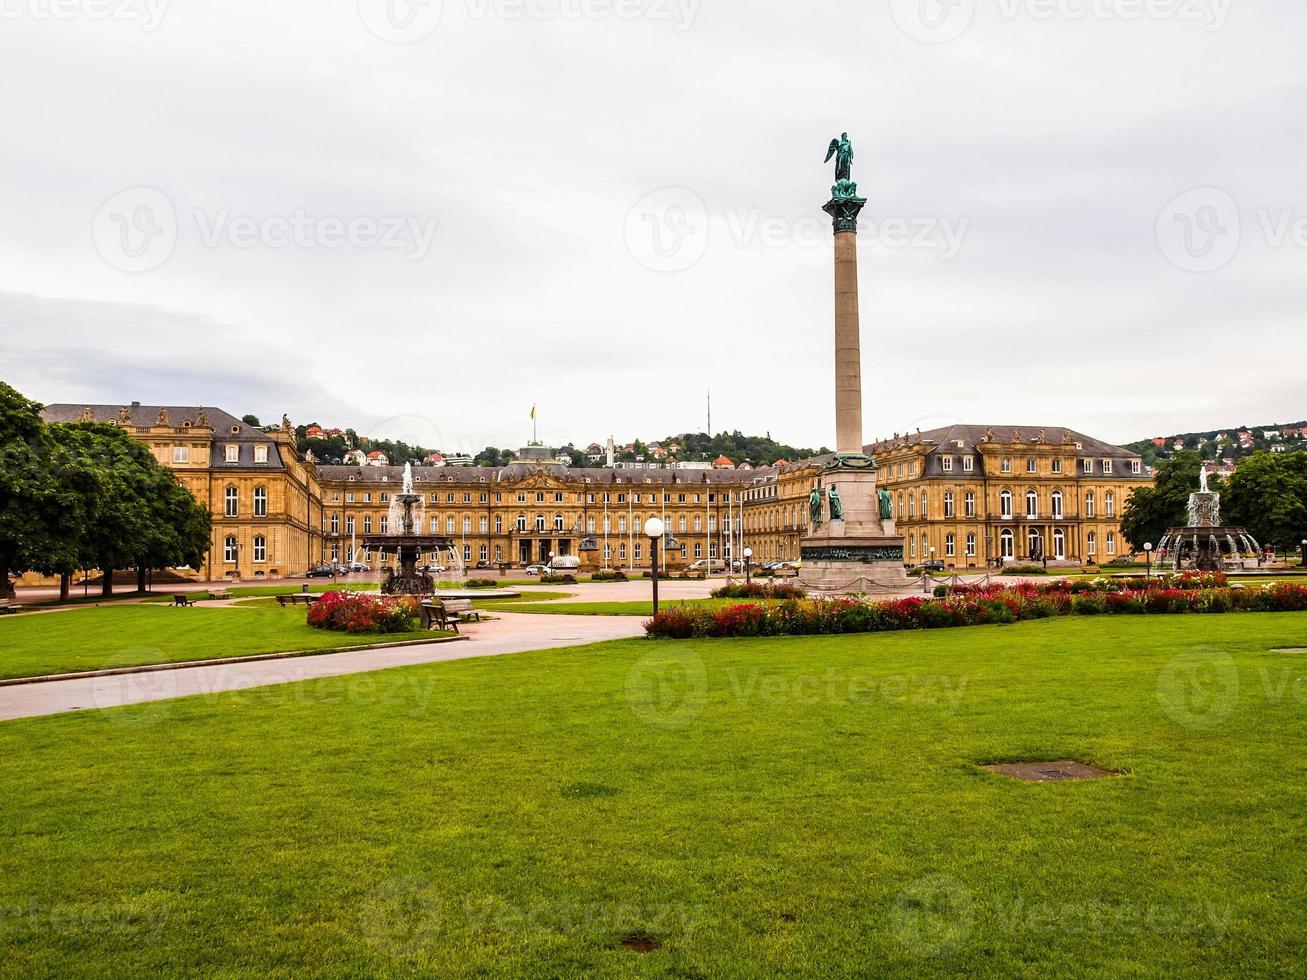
top-left (1301, 539), bottom-right (1307, 568)
top-left (1144, 542), bottom-right (1154, 581)
top-left (645, 517), bottom-right (665, 616)
top-left (743, 547), bottom-right (753, 588)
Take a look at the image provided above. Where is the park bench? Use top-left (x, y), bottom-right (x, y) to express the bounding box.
top-left (0, 603), bottom-right (22, 615)
top-left (275, 594), bottom-right (318, 608)
top-left (442, 598), bottom-right (481, 624)
top-left (172, 595), bottom-right (196, 607)
top-left (207, 590), bottom-right (232, 601)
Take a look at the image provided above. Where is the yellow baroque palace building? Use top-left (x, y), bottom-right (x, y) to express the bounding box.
top-left (35, 407), bottom-right (1147, 581)
top-left (747, 425), bottom-right (1150, 569)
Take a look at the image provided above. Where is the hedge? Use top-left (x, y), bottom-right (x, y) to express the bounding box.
top-left (644, 581), bottom-right (1307, 639)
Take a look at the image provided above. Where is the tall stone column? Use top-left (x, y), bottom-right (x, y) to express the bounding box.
top-left (833, 228), bottom-right (863, 456)
top-left (822, 193), bottom-right (869, 463)
top-left (796, 136), bottom-right (910, 595)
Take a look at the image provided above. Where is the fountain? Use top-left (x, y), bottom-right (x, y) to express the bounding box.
top-left (1156, 464), bottom-right (1260, 571)
top-left (363, 463), bottom-right (455, 595)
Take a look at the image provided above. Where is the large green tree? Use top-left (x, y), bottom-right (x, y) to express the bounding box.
top-left (50, 423), bottom-right (210, 597)
top-left (0, 383), bottom-right (91, 597)
top-left (1120, 451), bottom-right (1210, 552)
top-left (1224, 452), bottom-right (1307, 554)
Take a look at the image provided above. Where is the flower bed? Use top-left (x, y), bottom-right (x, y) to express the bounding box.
top-left (644, 582), bottom-right (1307, 639)
top-left (711, 582), bottom-right (807, 601)
top-left (307, 592), bottom-right (419, 634)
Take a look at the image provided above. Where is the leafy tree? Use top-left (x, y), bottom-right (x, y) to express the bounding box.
top-left (1224, 452), bottom-right (1307, 554)
top-left (242, 414), bottom-right (262, 428)
top-left (0, 383), bottom-right (85, 597)
top-left (1120, 451), bottom-right (1209, 552)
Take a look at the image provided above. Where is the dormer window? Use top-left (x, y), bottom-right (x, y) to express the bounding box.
top-left (1131, 460), bottom-right (1142, 474)
top-left (254, 445), bottom-right (269, 464)
top-left (962, 456), bottom-right (974, 473)
top-left (225, 445), bottom-right (239, 463)
top-left (1102, 459), bottom-right (1113, 474)
top-left (1083, 459), bottom-right (1093, 474)
top-left (941, 457), bottom-right (953, 472)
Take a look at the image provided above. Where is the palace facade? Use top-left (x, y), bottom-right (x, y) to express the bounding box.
top-left (35, 406), bottom-right (1148, 581)
top-left (745, 425), bottom-right (1150, 568)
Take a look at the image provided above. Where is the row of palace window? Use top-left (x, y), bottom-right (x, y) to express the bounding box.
top-left (334, 489), bottom-right (737, 505)
top-left (325, 513), bottom-right (733, 537)
top-left (330, 539), bottom-right (733, 567)
top-left (898, 489), bottom-right (1116, 521)
top-left (891, 456), bottom-right (1141, 478)
top-left (222, 535), bottom-right (268, 563)
top-left (908, 529), bottom-right (1118, 561)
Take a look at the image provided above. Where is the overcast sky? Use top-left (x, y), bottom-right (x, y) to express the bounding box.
top-left (1, 0), bottom-right (1303, 456)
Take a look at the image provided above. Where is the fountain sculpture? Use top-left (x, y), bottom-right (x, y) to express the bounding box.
top-left (362, 463), bottom-right (455, 595)
top-left (1156, 464), bottom-right (1260, 571)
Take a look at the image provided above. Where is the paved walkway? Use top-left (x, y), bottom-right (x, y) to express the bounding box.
top-left (0, 613), bottom-right (644, 723)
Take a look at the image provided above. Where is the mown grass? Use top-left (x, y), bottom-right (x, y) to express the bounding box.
top-left (480, 598), bottom-right (739, 617)
top-left (0, 605), bottom-right (431, 679)
top-left (6, 615), bottom-right (1306, 974)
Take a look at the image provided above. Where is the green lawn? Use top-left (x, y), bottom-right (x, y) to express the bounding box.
top-left (0, 605), bottom-right (432, 679)
top-left (4, 614), bottom-right (1307, 975)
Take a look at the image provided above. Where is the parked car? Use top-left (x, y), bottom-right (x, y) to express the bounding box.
top-left (306, 564), bottom-right (345, 579)
top-left (688, 559), bottom-right (726, 574)
top-left (475, 561), bottom-right (491, 570)
top-left (346, 561), bottom-right (369, 573)
top-left (524, 564), bottom-right (550, 576)
top-left (919, 560), bottom-right (946, 572)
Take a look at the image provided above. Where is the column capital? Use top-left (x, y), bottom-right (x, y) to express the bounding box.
top-left (823, 186), bottom-right (867, 233)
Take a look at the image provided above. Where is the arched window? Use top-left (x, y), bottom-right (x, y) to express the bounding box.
top-left (943, 491), bottom-right (955, 518)
top-left (921, 533), bottom-right (930, 559)
top-left (1105, 492), bottom-right (1116, 517)
top-left (1028, 528), bottom-right (1043, 558)
top-left (908, 494), bottom-right (915, 518)
top-left (223, 535), bottom-right (237, 563)
top-left (224, 486), bottom-right (238, 517)
top-left (554, 514), bottom-right (565, 531)
top-left (1026, 490), bottom-right (1039, 518)
top-left (535, 514), bottom-right (546, 532)
top-left (1053, 528), bottom-right (1066, 560)
top-left (330, 514), bottom-right (339, 535)
top-left (920, 493), bottom-right (929, 518)
top-left (897, 493), bottom-right (905, 519)
top-left (966, 533), bottom-right (976, 557)
top-left (516, 514), bottom-right (527, 532)
top-left (964, 491), bottom-right (976, 518)
top-left (345, 516), bottom-right (355, 535)
top-left (1000, 528), bottom-right (1014, 559)
top-left (1051, 489), bottom-right (1063, 519)
top-left (1087, 531), bottom-right (1098, 556)
top-left (1085, 492), bottom-right (1096, 518)
top-left (945, 533), bottom-right (956, 557)
top-left (253, 486), bottom-right (267, 517)
top-left (253, 535), bottom-right (267, 563)
top-left (1000, 490), bottom-right (1013, 519)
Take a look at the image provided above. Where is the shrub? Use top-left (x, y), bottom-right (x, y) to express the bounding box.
top-left (1001, 565), bottom-right (1049, 576)
top-left (307, 592), bottom-right (418, 634)
top-left (465, 579), bottom-right (498, 590)
top-left (712, 582), bottom-right (807, 601)
top-left (540, 575), bottom-right (577, 585)
top-left (591, 570), bottom-right (629, 583)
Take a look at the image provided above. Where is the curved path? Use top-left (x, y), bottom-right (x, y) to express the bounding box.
top-left (0, 612), bottom-right (644, 723)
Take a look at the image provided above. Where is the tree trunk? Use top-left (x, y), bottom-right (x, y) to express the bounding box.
top-left (0, 558), bottom-right (12, 600)
top-left (102, 570), bottom-right (114, 598)
top-left (136, 565), bottom-right (147, 594)
top-left (59, 573), bottom-right (70, 602)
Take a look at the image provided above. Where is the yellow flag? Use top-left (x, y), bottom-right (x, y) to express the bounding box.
top-left (530, 405), bottom-right (536, 420)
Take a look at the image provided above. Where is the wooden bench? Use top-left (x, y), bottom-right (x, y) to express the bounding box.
top-left (172, 594), bottom-right (196, 607)
top-left (420, 601), bottom-right (457, 633)
top-left (443, 599), bottom-right (481, 624)
top-left (207, 590), bottom-right (232, 601)
top-left (275, 594), bottom-right (319, 608)
top-left (0, 603), bottom-right (22, 615)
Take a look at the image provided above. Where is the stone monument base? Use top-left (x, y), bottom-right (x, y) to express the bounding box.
top-left (796, 468), bottom-right (913, 595)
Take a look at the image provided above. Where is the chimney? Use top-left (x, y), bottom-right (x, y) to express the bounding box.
top-left (131, 401), bottom-right (141, 407)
